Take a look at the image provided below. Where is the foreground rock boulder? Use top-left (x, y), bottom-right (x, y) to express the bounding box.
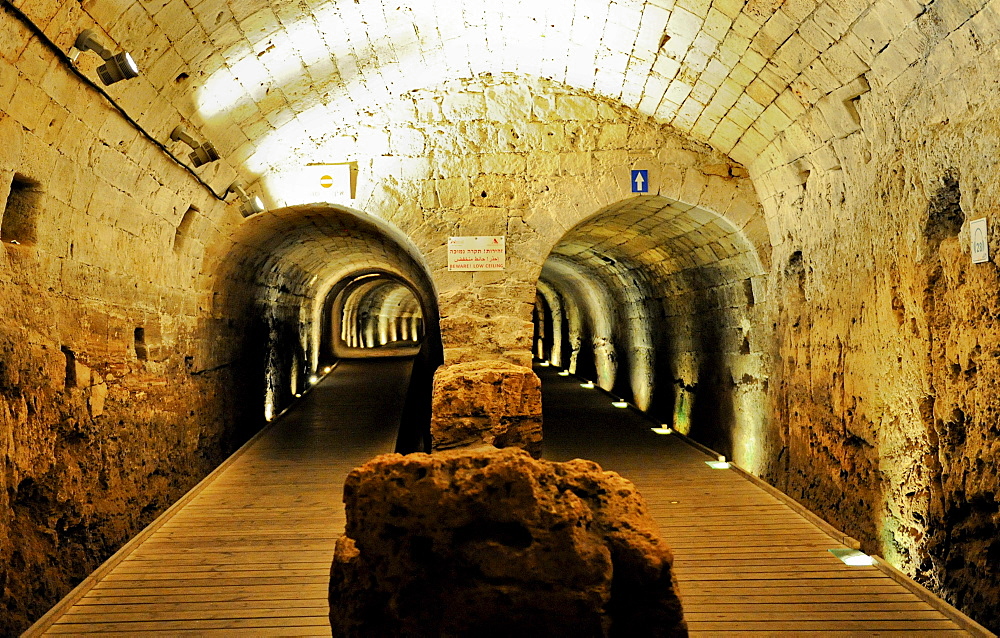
top-left (430, 360), bottom-right (543, 457)
top-left (329, 447), bottom-right (686, 637)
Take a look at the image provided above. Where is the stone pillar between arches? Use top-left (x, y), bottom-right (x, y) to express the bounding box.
top-left (430, 360), bottom-right (543, 458)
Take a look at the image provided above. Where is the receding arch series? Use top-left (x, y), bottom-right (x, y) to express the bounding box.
top-left (206, 204), bottom-right (441, 424)
top-left (322, 271), bottom-right (426, 358)
top-left (535, 195), bottom-right (770, 474)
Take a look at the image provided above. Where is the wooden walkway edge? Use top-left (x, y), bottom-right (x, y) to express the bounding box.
top-left (22, 359), bottom-right (411, 638)
top-left (671, 430), bottom-right (994, 637)
top-left (23, 359), bottom-right (997, 636)
top-left (536, 363), bottom-right (996, 637)
top-left (20, 361), bottom-right (339, 638)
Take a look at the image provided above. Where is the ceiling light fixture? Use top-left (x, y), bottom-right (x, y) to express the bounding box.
top-left (170, 125), bottom-right (220, 167)
top-left (73, 29), bottom-right (139, 85)
top-left (227, 182), bottom-right (265, 217)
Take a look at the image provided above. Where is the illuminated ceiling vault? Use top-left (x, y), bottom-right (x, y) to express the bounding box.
top-left (45, 0), bottom-right (904, 209)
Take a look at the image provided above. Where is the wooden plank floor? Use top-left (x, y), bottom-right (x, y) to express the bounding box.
top-left (34, 358), bottom-right (412, 637)
top-left (31, 358), bottom-right (980, 636)
top-left (537, 364), bottom-right (976, 637)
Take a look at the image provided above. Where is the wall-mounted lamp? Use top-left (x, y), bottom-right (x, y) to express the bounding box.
top-left (226, 182), bottom-right (265, 217)
top-left (170, 126), bottom-right (220, 167)
top-left (73, 30), bottom-right (139, 85)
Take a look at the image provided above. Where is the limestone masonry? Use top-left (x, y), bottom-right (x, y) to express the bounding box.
top-left (2, 0), bottom-right (999, 632)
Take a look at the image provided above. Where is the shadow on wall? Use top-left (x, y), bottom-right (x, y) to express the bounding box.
top-left (204, 203), bottom-right (442, 441)
top-left (535, 195), bottom-right (770, 470)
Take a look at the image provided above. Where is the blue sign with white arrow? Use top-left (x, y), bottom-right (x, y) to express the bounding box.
top-left (631, 169), bottom-right (649, 193)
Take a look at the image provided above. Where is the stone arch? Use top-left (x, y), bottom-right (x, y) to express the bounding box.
top-left (204, 203), bottom-right (441, 423)
top-left (537, 194), bottom-right (771, 469)
top-left (324, 272), bottom-right (425, 357)
top-left (292, 74), bottom-right (773, 368)
top-left (534, 280), bottom-right (566, 368)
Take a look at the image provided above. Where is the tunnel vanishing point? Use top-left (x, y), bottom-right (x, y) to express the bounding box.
top-left (1, 0), bottom-right (999, 633)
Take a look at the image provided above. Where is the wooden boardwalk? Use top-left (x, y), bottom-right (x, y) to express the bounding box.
top-left (27, 359), bottom-right (988, 636)
top-left (28, 358), bottom-right (412, 637)
top-left (538, 364), bottom-right (983, 637)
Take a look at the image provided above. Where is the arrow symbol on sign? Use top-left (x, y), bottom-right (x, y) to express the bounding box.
top-left (634, 172), bottom-right (645, 191)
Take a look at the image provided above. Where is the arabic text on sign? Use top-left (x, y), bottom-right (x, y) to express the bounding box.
top-left (448, 236), bottom-right (506, 271)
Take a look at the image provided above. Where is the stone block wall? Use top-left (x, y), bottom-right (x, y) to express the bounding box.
top-left (232, 74), bottom-right (771, 371)
top-left (0, 11), bottom-right (443, 630)
top-left (745, 2), bottom-right (1000, 627)
top-left (0, 8), bottom-right (249, 632)
top-left (5, 0), bottom-right (1000, 631)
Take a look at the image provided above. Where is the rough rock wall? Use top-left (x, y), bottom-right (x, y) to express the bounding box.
top-left (430, 360), bottom-right (542, 457)
top-left (749, 4), bottom-right (1000, 628)
top-left (0, 10), bottom-right (252, 633)
top-left (330, 448), bottom-right (687, 637)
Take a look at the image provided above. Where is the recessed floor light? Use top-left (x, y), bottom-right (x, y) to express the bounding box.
top-left (829, 548), bottom-right (875, 566)
top-left (558, 370), bottom-right (571, 376)
top-left (580, 382), bottom-right (595, 388)
top-left (612, 401), bottom-right (629, 408)
top-left (539, 361), bottom-right (550, 367)
top-left (651, 427), bottom-right (673, 434)
top-left (705, 460), bottom-right (730, 469)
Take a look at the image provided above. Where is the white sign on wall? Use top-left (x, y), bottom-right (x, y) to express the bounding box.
top-left (971, 218), bottom-right (989, 264)
top-left (448, 236), bottom-right (506, 271)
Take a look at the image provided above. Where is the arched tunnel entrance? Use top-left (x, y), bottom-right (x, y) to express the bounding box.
top-left (322, 271), bottom-right (425, 358)
top-left (206, 204), bottom-right (442, 446)
top-left (534, 195), bottom-right (770, 473)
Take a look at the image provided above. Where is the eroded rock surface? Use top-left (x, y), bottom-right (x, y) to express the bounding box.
top-left (431, 360), bottom-right (543, 457)
top-left (329, 447), bottom-right (686, 637)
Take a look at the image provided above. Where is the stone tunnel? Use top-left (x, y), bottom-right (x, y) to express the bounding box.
top-left (1, 0), bottom-right (999, 633)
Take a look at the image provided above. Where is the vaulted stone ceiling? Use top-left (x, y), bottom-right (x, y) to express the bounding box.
top-left (23, 0), bottom-right (938, 210)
